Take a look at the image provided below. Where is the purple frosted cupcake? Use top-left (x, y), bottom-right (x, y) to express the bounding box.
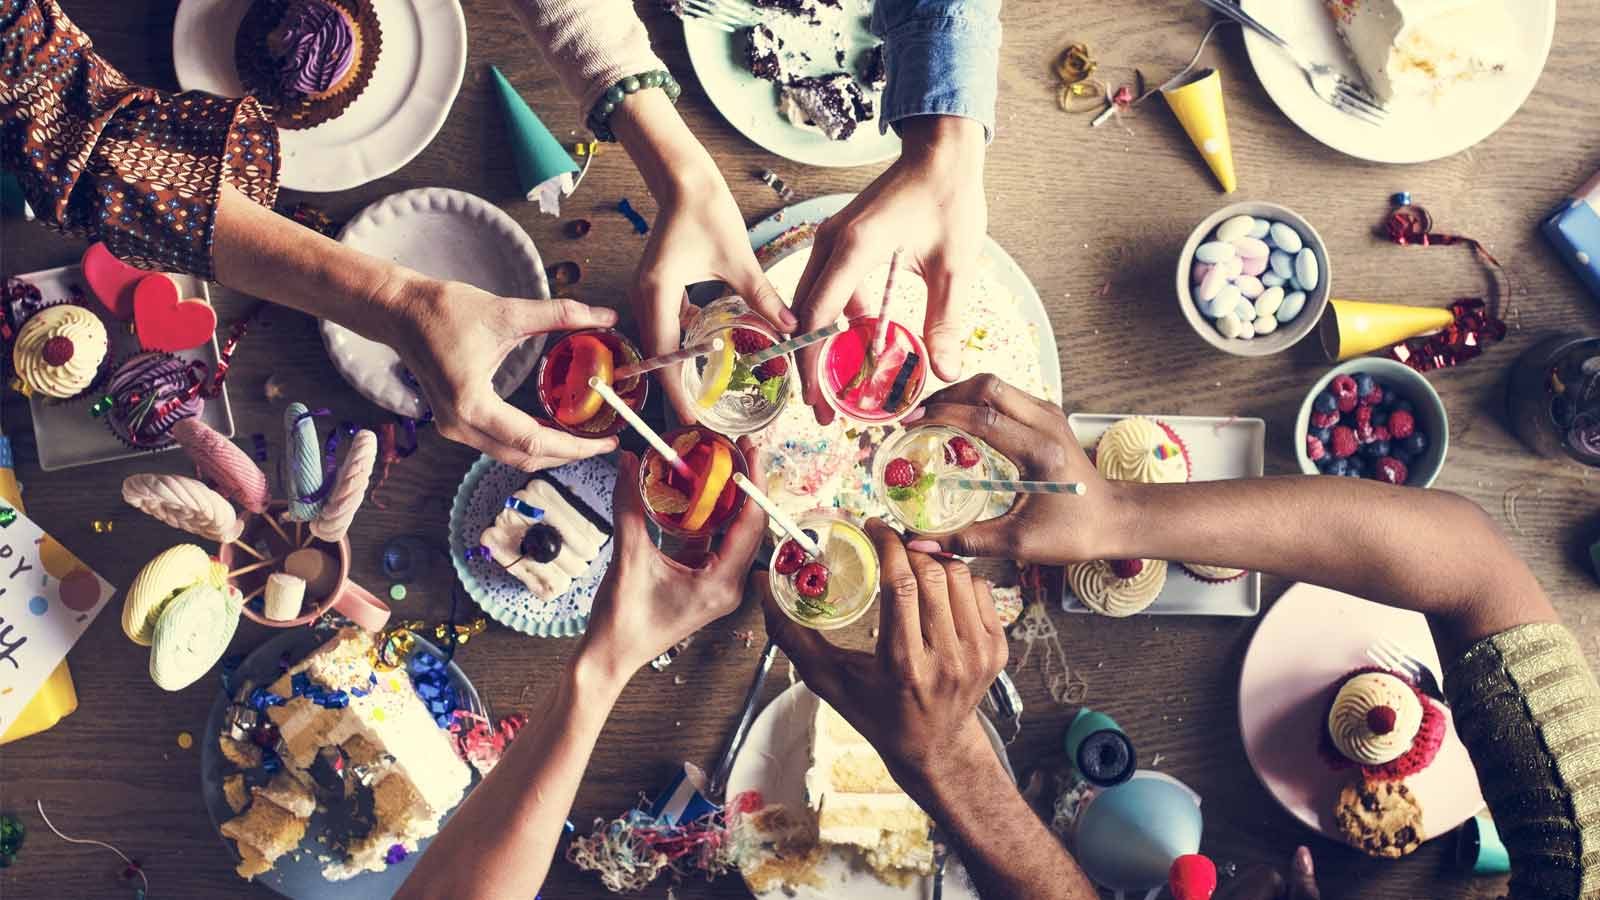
top-left (235, 0), bottom-right (381, 130)
top-left (104, 352), bottom-right (205, 449)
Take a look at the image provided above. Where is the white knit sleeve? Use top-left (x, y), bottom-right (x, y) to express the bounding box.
top-left (502, 0), bottom-right (668, 126)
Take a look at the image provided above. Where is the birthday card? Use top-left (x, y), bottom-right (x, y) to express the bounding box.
top-left (0, 502), bottom-right (115, 734)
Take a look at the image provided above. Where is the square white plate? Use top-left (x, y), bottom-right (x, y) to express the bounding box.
top-left (1062, 413), bottom-right (1264, 617)
top-left (11, 264), bottom-right (234, 471)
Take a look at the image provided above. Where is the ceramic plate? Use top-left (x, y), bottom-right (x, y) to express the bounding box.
top-left (1239, 582), bottom-right (1484, 847)
top-left (726, 682), bottom-right (1012, 899)
top-left (199, 629), bottom-right (483, 899)
top-left (1062, 414), bottom-right (1264, 617)
top-left (1238, 0), bottom-right (1555, 164)
top-left (322, 188), bottom-right (550, 419)
top-left (447, 453), bottom-right (617, 637)
top-left (682, 1), bottom-right (900, 168)
top-left (8, 265), bottom-right (235, 472)
top-left (172, 0), bottom-right (467, 193)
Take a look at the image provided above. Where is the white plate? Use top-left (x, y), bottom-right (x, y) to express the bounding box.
top-left (1062, 414), bottom-right (1264, 617)
top-left (726, 682), bottom-right (1012, 899)
top-left (1238, 0), bottom-right (1555, 164)
top-left (321, 188), bottom-right (550, 419)
top-left (10, 265), bottom-right (235, 472)
top-left (682, 2), bottom-right (900, 168)
top-left (1239, 582), bottom-right (1484, 846)
top-left (172, 0), bottom-right (468, 193)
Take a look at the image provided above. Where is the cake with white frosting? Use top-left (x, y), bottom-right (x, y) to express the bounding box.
top-left (1327, 0), bottom-right (1514, 104)
top-left (480, 475), bottom-right (611, 599)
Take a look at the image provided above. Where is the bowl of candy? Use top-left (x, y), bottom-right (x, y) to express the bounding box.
top-left (1176, 201), bottom-right (1331, 357)
top-left (1294, 358), bottom-right (1448, 487)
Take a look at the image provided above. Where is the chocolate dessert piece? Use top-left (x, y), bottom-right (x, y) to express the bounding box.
top-left (860, 43), bottom-right (887, 91)
top-left (745, 24), bottom-right (785, 82)
top-left (779, 73), bottom-right (874, 141)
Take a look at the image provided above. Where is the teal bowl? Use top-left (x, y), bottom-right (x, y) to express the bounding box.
top-left (1293, 358), bottom-right (1448, 487)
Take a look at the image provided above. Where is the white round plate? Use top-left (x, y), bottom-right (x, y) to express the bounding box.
top-left (726, 682), bottom-right (1012, 899)
top-left (1239, 583), bottom-right (1484, 847)
top-left (1238, 0), bottom-right (1555, 164)
top-left (682, 2), bottom-right (900, 168)
top-left (173, 0), bottom-right (468, 192)
top-left (323, 188), bottom-right (550, 418)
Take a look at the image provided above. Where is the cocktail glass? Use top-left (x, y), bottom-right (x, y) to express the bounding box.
top-left (873, 424), bottom-right (995, 536)
top-left (768, 512), bottom-right (879, 630)
top-left (680, 297), bottom-right (794, 436)
top-left (536, 328), bottom-right (648, 438)
top-left (638, 426), bottom-right (748, 539)
top-left (816, 316), bottom-right (928, 426)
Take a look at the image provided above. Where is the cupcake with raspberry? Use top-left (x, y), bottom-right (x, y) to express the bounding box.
top-left (1067, 558), bottom-right (1167, 617)
top-left (103, 352), bottom-right (205, 449)
top-left (1319, 667), bottom-right (1446, 781)
top-left (13, 303), bottom-right (110, 400)
top-left (1178, 562), bottom-right (1247, 584)
top-left (1093, 416), bottom-right (1190, 484)
top-left (235, 0), bottom-right (382, 129)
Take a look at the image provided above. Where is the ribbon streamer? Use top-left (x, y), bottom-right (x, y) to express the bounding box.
top-left (1379, 202), bottom-right (1509, 371)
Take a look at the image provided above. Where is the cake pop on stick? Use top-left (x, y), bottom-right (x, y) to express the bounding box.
top-left (171, 418), bottom-right (270, 513)
top-left (122, 473), bottom-right (247, 545)
top-left (309, 429), bottom-right (377, 545)
top-left (283, 402), bottom-right (325, 523)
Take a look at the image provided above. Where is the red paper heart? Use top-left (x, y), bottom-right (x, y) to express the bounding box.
top-left (133, 274), bottom-right (217, 352)
top-left (80, 242), bottom-right (145, 321)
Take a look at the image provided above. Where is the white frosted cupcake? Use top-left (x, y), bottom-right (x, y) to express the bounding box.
top-left (1094, 417), bottom-right (1190, 484)
top-left (13, 304), bottom-right (108, 399)
top-left (1068, 558), bottom-right (1167, 617)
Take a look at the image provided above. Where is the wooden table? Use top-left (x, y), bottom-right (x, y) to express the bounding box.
top-left (5, 2), bottom-right (1599, 897)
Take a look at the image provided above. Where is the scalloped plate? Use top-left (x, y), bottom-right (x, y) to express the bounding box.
top-left (322, 188), bottom-right (550, 418)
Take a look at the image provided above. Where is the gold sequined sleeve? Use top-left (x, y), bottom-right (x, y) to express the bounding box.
top-left (1445, 622), bottom-right (1600, 899)
top-left (0, 0), bottom-right (279, 279)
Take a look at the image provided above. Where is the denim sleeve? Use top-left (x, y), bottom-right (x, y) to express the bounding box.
top-left (870, 0), bottom-right (1002, 141)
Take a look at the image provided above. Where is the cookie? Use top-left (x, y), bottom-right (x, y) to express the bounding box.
top-left (1334, 779), bottom-right (1424, 858)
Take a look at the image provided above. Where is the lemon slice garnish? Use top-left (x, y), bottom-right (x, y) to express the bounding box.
top-left (696, 336), bottom-right (737, 409)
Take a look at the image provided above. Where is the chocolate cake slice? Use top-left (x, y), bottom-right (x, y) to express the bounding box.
top-left (745, 24), bottom-right (785, 82)
top-left (860, 43), bottom-right (887, 91)
top-left (779, 73), bottom-right (874, 141)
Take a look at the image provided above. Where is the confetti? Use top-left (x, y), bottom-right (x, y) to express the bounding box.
top-left (92, 520), bottom-right (113, 533)
top-left (547, 261), bottom-right (581, 288)
top-left (176, 731), bottom-right (193, 750)
top-left (250, 433), bottom-right (269, 462)
top-left (565, 219), bottom-right (592, 239)
top-left (616, 198), bottom-right (649, 234)
top-left (389, 584), bottom-right (407, 601)
top-left (757, 169), bottom-right (795, 202)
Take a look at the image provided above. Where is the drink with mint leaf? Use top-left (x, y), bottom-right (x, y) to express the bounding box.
top-left (679, 297), bottom-right (793, 436)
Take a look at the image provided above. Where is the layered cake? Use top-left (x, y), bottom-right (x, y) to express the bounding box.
top-left (217, 628), bottom-right (472, 881)
top-left (1320, 666), bottom-right (1445, 781)
top-left (1093, 417), bottom-right (1190, 484)
top-left (779, 74), bottom-right (875, 141)
top-left (1327, 0), bottom-right (1514, 104)
top-left (804, 698), bottom-right (934, 885)
top-left (1067, 558), bottom-right (1167, 617)
top-left (479, 475), bottom-right (611, 598)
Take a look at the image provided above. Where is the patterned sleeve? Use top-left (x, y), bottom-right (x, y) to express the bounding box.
top-left (0, 0), bottom-right (279, 280)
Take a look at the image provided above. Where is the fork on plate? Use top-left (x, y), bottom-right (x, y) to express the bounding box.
top-left (1366, 633), bottom-right (1448, 705)
top-left (673, 0), bottom-right (761, 31)
top-left (1192, 0), bottom-right (1389, 125)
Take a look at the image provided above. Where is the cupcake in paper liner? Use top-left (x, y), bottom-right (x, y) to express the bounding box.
top-left (1318, 666), bottom-right (1446, 782)
top-left (12, 299), bottom-right (111, 402)
top-left (102, 352), bottom-right (206, 450)
top-left (235, 0), bottom-right (383, 130)
top-left (1067, 558), bottom-right (1167, 618)
top-left (1178, 561), bottom-right (1247, 584)
top-left (1092, 416), bottom-right (1190, 484)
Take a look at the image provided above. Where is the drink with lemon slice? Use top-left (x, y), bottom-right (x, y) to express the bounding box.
top-left (639, 426), bottom-right (748, 538)
top-left (536, 328), bottom-right (648, 437)
top-left (680, 298), bottom-right (793, 436)
top-left (769, 512), bottom-right (879, 630)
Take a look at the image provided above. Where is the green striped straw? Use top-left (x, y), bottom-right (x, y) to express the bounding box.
top-left (941, 477), bottom-right (1087, 496)
top-left (742, 318), bottom-right (856, 367)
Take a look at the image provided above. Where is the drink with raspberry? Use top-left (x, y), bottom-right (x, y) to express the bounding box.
top-left (680, 297), bottom-right (793, 436)
top-left (816, 316), bottom-right (928, 426)
top-left (638, 426), bottom-right (748, 538)
top-left (874, 424), bottom-right (995, 535)
top-left (768, 512), bottom-right (879, 630)
top-left (536, 328), bottom-right (648, 438)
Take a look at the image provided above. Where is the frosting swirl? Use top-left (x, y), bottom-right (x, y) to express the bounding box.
top-left (269, 0), bottom-right (356, 97)
top-left (1095, 417), bottom-right (1187, 484)
top-left (1068, 558), bottom-right (1167, 617)
top-left (13, 305), bottom-right (108, 399)
top-left (1327, 671), bottom-right (1424, 765)
top-left (107, 352), bottom-right (203, 447)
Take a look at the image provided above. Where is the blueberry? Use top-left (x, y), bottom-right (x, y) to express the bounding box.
top-left (1317, 455), bottom-right (1336, 473)
top-left (1354, 374), bottom-right (1376, 398)
top-left (1313, 426), bottom-right (1332, 444)
top-left (1349, 455), bottom-right (1369, 476)
top-left (1327, 458), bottom-right (1351, 477)
top-left (1370, 408), bottom-right (1390, 426)
top-left (1402, 432), bottom-right (1428, 455)
top-left (1394, 399), bottom-right (1415, 415)
top-left (1314, 391), bottom-right (1338, 414)
top-left (1343, 467), bottom-right (1364, 478)
top-left (1361, 439), bottom-right (1391, 459)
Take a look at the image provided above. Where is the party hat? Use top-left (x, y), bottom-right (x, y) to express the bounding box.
top-left (1162, 68), bottom-right (1237, 193)
top-left (489, 65), bottom-right (579, 215)
top-left (1319, 298), bottom-right (1455, 361)
top-left (1073, 771), bottom-right (1204, 892)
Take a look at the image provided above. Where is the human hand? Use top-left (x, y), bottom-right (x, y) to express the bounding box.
top-left (762, 518), bottom-right (1009, 805)
top-left (378, 275), bottom-right (621, 471)
top-left (912, 375), bottom-right (1111, 564)
top-left (1214, 847), bottom-right (1321, 900)
top-left (794, 116), bottom-right (985, 425)
top-left (578, 441), bottom-right (769, 679)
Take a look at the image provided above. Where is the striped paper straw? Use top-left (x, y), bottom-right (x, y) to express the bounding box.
top-left (743, 319), bottom-right (854, 367)
top-left (614, 337), bottom-right (725, 381)
top-left (942, 477), bottom-right (1088, 496)
top-left (871, 248), bottom-right (903, 355)
top-left (732, 473), bottom-right (821, 557)
top-left (587, 377), bottom-right (693, 478)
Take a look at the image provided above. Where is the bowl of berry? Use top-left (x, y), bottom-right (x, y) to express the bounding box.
top-left (1294, 358), bottom-right (1447, 487)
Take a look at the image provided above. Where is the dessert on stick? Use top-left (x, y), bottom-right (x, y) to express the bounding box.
top-left (172, 417), bottom-right (270, 514)
top-left (122, 473), bottom-right (247, 545)
top-left (309, 428), bottom-right (377, 543)
top-left (283, 402), bottom-right (325, 522)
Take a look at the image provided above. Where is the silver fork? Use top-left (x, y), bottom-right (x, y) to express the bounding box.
top-left (673, 0), bottom-right (761, 31)
top-left (707, 638), bottom-right (778, 799)
top-left (930, 825), bottom-right (949, 900)
top-left (1367, 633), bottom-right (1448, 705)
top-left (1192, 0), bottom-right (1388, 126)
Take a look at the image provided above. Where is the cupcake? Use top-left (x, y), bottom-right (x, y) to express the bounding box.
top-left (1094, 416), bottom-right (1190, 484)
top-left (1320, 667), bottom-right (1446, 781)
top-left (1067, 558), bottom-right (1167, 617)
top-left (13, 304), bottom-right (109, 399)
top-left (104, 352), bottom-right (205, 449)
top-left (235, 0), bottom-right (382, 130)
top-left (1179, 562), bottom-right (1246, 584)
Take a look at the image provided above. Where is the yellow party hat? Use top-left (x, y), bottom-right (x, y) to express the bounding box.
top-left (1162, 68), bottom-right (1236, 193)
top-left (1319, 299), bottom-right (1456, 361)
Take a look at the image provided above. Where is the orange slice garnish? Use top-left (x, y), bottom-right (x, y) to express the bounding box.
top-left (680, 440), bottom-right (732, 532)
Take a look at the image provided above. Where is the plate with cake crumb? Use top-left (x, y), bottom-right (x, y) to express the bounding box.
top-left (681, 0), bottom-right (900, 167)
top-left (728, 683), bottom-right (1013, 898)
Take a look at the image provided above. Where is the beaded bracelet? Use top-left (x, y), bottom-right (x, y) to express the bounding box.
top-left (588, 70), bottom-right (682, 142)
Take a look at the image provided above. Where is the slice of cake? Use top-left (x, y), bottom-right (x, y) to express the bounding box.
top-left (804, 698), bottom-right (934, 884)
top-left (860, 43), bottom-right (887, 92)
top-left (220, 795), bottom-right (308, 879)
top-left (779, 74), bottom-right (874, 141)
top-left (1327, 0), bottom-right (1515, 104)
top-left (745, 24), bottom-right (786, 82)
top-left (481, 475), bottom-right (611, 599)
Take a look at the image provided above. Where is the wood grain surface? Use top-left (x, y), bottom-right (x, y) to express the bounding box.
top-left (5, 1), bottom-right (1600, 898)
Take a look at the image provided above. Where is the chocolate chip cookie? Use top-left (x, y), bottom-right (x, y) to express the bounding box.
top-left (1335, 779), bottom-right (1425, 858)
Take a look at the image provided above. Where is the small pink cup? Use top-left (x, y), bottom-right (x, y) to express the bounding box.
top-left (217, 501), bottom-right (391, 631)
